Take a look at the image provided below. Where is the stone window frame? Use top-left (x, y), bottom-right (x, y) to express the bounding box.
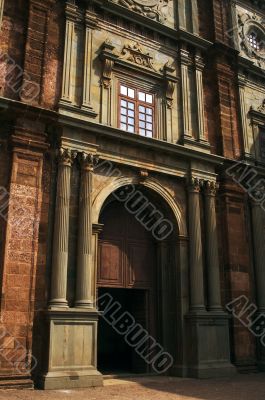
top-left (100, 40), bottom-right (178, 142)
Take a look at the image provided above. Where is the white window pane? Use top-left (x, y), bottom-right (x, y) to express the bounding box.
top-left (139, 128), bottom-right (146, 136)
top-left (146, 94), bottom-right (153, 104)
top-left (146, 115), bottom-right (152, 123)
top-left (128, 88), bottom-right (135, 98)
top-left (128, 117), bottom-right (134, 125)
top-left (121, 115), bottom-right (127, 123)
top-left (146, 108), bottom-right (153, 115)
top-left (120, 123), bottom-right (127, 130)
top-left (146, 123), bottom-right (152, 130)
top-left (139, 121), bottom-right (145, 128)
top-left (120, 85), bottom-right (127, 95)
top-left (121, 99), bottom-right (127, 107)
top-left (128, 110), bottom-right (134, 117)
top-left (139, 105), bottom-right (145, 113)
top-left (121, 108), bottom-right (127, 115)
top-left (128, 102), bottom-right (135, 110)
top-left (139, 113), bottom-right (145, 120)
top-left (139, 92), bottom-right (146, 101)
top-left (146, 130), bottom-right (153, 138)
top-left (128, 125), bottom-right (134, 133)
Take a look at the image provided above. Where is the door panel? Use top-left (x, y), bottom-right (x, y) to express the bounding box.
top-left (97, 239), bottom-right (124, 287)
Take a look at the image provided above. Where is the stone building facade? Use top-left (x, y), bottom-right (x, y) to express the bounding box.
top-left (0, 0), bottom-right (264, 390)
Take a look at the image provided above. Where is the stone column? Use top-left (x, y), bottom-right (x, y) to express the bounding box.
top-left (194, 51), bottom-right (207, 143)
top-left (0, 0), bottom-right (4, 30)
top-left (49, 148), bottom-right (75, 308)
top-left (251, 202), bottom-right (265, 313)
top-left (204, 181), bottom-right (222, 311)
top-left (180, 46), bottom-right (192, 140)
top-left (188, 177), bottom-right (205, 312)
top-left (75, 153), bottom-right (98, 308)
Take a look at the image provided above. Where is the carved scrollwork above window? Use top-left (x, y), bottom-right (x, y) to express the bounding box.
top-left (111, 0), bottom-right (171, 23)
top-left (237, 11), bottom-right (265, 68)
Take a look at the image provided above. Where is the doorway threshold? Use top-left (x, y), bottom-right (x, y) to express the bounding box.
top-left (103, 372), bottom-right (159, 380)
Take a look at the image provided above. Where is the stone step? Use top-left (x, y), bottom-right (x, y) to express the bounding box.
top-left (0, 376), bottom-right (34, 390)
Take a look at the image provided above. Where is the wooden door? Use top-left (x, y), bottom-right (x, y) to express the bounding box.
top-left (98, 200), bottom-right (156, 292)
top-left (97, 200), bottom-right (158, 370)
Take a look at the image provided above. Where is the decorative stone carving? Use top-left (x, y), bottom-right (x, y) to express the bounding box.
top-left (111, 0), bottom-right (171, 23)
top-left (237, 10), bottom-right (265, 68)
top-left (120, 42), bottom-right (156, 71)
top-left (250, 99), bottom-right (265, 115)
top-left (204, 180), bottom-right (219, 197)
top-left (188, 177), bottom-right (203, 193)
top-left (57, 147), bottom-right (77, 167)
top-left (163, 61), bottom-right (176, 109)
top-left (79, 152), bottom-right (99, 171)
top-left (100, 40), bottom-right (117, 89)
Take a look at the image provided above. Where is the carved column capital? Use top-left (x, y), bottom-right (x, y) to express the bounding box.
top-left (65, 0), bottom-right (82, 23)
top-left (204, 180), bottom-right (219, 197)
top-left (79, 153), bottom-right (99, 172)
top-left (188, 177), bottom-right (203, 193)
top-left (180, 48), bottom-right (191, 67)
top-left (57, 148), bottom-right (77, 167)
top-left (194, 54), bottom-right (205, 72)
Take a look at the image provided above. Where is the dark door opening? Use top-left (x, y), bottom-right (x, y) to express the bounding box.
top-left (98, 287), bottom-right (149, 374)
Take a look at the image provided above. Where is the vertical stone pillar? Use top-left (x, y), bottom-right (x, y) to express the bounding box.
top-left (204, 181), bottom-right (222, 311)
top-left (190, 0), bottom-right (199, 35)
top-left (60, 1), bottom-right (79, 104)
top-left (251, 202), bottom-right (265, 313)
top-left (81, 9), bottom-right (96, 113)
top-left (0, 0), bottom-right (4, 30)
top-left (75, 153), bottom-right (98, 308)
top-left (180, 46), bottom-right (192, 141)
top-left (177, 0), bottom-right (186, 30)
top-left (238, 73), bottom-right (251, 158)
top-left (188, 177), bottom-right (205, 311)
top-left (49, 148), bottom-right (75, 308)
top-left (194, 51), bottom-right (207, 143)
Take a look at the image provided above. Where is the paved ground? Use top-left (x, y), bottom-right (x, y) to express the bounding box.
top-left (0, 374), bottom-right (265, 400)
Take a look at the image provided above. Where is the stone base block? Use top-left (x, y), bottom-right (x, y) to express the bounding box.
top-left (38, 308), bottom-right (103, 390)
top-left (185, 311), bottom-right (237, 379)
top-left (38, 370), bottom-right (103, 390)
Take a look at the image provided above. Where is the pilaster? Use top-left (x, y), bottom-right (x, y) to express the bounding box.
top-left (180, 46), bottom-right (192, 141)
top-left (238, 73), bottom-right (252, 159)
top-left (60, 1), bottom-right (82, 106)
top-left (81, 9), bottom-right (97, 115)
top-left (0, 0), bottom-right (4, 30)
top-left (194, 52), bottom-right (208, 145)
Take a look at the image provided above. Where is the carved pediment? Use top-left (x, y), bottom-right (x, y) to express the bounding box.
top-left (250, 100), bottom-right (265, 115)
top-left (111, 0), bottom-right (170, 23)
top-left (120, 42), bottom-right (156, 71)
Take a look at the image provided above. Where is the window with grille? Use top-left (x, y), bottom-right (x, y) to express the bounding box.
top-left (119, 84), bottom-right (155, 138)
top-left (247, 31), bottom-right (262, 51)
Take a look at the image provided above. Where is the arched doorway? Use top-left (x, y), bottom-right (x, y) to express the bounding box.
top-left (96, 185), bottom-right (178, 375)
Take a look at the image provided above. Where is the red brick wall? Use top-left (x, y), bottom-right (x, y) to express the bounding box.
top-left (218, 179), bottom-right (256, 368)
top-left (0, 127), bottom-right (49, 377)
